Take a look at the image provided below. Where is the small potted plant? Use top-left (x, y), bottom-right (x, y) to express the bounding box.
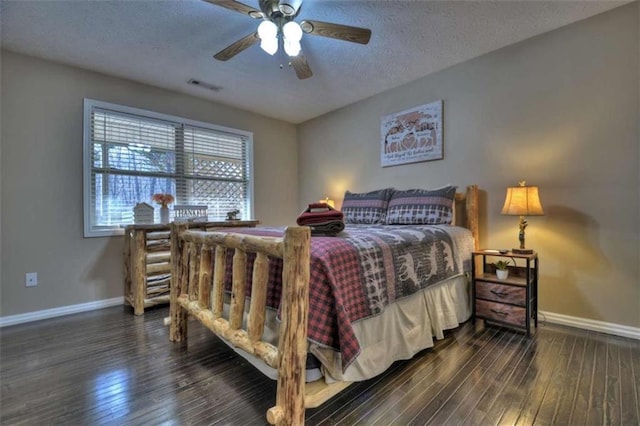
top-left (493, 260), bottom-right (510, 280)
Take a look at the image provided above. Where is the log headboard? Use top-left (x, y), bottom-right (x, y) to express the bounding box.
top-left (454, 184), bottom-right (479, 250)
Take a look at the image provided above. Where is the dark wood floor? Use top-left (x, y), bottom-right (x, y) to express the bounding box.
top-left (1, 306), bottom-right (638, 425)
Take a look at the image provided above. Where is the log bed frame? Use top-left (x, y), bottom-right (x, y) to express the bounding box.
top-left (169, 185), bottom-right (479, 425)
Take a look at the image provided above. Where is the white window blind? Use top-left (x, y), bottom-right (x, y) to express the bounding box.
top-left (83, 99), bottom-right (253, 237)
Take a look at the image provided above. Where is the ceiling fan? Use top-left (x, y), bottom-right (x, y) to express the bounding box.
top-left (205, 0), bottom-right (372, 79)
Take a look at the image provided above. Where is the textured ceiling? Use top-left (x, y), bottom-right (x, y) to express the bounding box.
top-left (0, 0), bottom-right (628, 124)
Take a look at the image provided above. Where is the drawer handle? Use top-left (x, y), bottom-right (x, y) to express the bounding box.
top-left (489, 289), bottom-right (509, 298)
top-left (490, 308), bottom-right (508, 317)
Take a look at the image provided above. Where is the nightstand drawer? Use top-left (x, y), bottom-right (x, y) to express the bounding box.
top-left (475, 281), bottom-right (526, 306)
top-left (475, 299), bottom-right (526, 327)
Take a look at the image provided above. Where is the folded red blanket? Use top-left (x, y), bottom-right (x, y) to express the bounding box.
top-left (297, 203), bottom-right (344, 226)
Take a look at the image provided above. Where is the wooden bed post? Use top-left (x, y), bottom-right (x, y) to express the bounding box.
top-left (211, 246), bottom-right (227, 319)
top-left (267, 226), bottom-right (310, 426)
top-left (131, 229), bottom-right (147, 315)
top-left (466, 185), bottom-right (479, 250)
top-left (198, 246), bottom-right (213, 309)
top-left (169, 222), bottom-right (189, 342)
top-left (229, 249), bottom-right (248, 330)
top-left (248, 253), bottom-right (269, 343)
top-left (188, 242), bottom-right (200, 301)
top-left (123, 228), bottom-right (132, 310)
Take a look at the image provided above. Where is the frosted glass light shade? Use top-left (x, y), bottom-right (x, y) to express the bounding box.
top-left (260, 37), bottom-right (278, 55)
top-left (257, 20), bottom-right (278, 39)
top-left (284, 39), bottom-right (301, 56)
top-left (283, 21), bottom-right (303, 41)
top-left (258, 20), bottom-right (278, 55)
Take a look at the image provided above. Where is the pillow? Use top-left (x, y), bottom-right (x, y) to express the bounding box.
top-left (385, 185), bottom-right (457, 225)
top-left (341, 188), bottom-right (394, 224)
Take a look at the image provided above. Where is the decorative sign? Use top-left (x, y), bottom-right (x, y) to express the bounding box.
top-left (133, 202), bottom-right (154, 224)
top-left (173, 205), bottom-right (208, 222)
top-left (381, 100), bottom-right (443, 167)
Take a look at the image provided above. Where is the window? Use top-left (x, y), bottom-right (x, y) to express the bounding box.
top-left (83, 99), bottom-right (253, 237)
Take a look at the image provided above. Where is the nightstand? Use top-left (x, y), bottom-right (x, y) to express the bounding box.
top-left (124, 220), bottom-right (259, 315)
top-left (472, 250), bottom-right (539, 336)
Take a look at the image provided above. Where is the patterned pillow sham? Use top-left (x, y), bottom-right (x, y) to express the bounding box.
top-left (385, 185), bottom-right (457, 225)
top-left (342, 188), bottom-right (394, 224)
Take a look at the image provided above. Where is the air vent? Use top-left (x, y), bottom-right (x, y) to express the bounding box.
top-left (188, 79), bottom-right (222, 92)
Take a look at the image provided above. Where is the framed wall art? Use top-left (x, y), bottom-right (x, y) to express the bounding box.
top-left (381, 100), bottom-right (443, 167)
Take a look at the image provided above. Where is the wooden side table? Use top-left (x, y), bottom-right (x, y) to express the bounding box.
top-left (471, 250), bottom-right (539, 336)
top-left (124, 220), bottom-right (259, 315)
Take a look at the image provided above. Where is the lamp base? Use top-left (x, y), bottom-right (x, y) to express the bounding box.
top-left (512, 248), bottom-right (534, 255)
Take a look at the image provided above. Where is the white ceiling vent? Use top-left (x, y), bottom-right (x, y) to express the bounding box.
top-left (188, 79), bottom-right (222, 92)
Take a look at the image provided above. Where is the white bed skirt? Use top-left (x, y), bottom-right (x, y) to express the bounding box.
top-left (220, 273), bottom-right (471, 383)
top-left (311, 273), bottom-right (471, 382)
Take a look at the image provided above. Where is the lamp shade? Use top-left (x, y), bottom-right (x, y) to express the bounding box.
top-left (319, 198), bottom-right (335, 208)
top-left (501, 185), bottom-right (544, 216)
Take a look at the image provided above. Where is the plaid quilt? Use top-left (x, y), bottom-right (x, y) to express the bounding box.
top-left (218, 224), bottom-right (474, 370)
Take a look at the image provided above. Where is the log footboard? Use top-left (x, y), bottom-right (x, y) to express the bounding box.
top-left (170, 223), bottom-right (331, 425)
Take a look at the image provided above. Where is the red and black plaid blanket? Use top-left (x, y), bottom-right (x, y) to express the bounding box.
top-left (219, 224), bottom-right (474, 370)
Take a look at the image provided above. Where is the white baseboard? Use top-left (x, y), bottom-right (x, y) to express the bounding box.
top-left (1, 300), bottom-right (638, 341)
top-left (540, 310), bottom-right (640, 340)
top-left (0, 297), bottom-right (125, 328)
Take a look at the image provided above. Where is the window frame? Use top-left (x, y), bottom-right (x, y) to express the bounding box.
top-left (83, 98), bottom-right (254, 238)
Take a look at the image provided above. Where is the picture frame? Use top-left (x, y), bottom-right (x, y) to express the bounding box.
top-left (381, 100), bottom-right (443, 167)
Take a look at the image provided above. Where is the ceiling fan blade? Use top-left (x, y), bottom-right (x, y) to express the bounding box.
top-left (300, 20), bottom-right (371, 45)
top-left (213, 32), bottom-right (259, 61)
top-left (203, 0), bottom-right (264, 18)
top-left (290, 55), bottom-right (313, 80)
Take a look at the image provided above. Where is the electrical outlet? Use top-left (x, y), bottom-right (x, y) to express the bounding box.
top-left (25, 272), bottom-right (38, 287)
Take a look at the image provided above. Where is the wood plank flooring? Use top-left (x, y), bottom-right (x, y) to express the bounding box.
top-left (1, 306), bottom-right (638, 425)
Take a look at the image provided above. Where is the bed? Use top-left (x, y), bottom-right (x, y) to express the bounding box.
top-left (169, 185), bottom-right (479, 425)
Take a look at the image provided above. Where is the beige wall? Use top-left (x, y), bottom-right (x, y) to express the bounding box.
top-left (0, 51), bottom-right (298, 316)
top-left (1, 4), bottom-right (638, 329)
top-left (298, 4), bottom-right (639, 328)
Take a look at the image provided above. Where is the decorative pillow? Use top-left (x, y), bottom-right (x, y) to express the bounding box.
top-left (385, 185), bottom-right (457, 225)
top-left (342, 188), bottom-right (394, 224)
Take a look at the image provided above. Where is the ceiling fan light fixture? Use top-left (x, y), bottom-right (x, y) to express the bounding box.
top-left (257, 20), bottom-right (278, 40)
top-left (257, 20), bottom-right (278, 55)
top-left (206, 0), bottom-right (372, 79)
top-left (283, 21), bottom-right (303, 41)
top-left (284, 39), bottom-right (301, 56)
top-left (260, 37), bottom-right (278, 55)
top-left (278, 0), bottom-right (302, 17)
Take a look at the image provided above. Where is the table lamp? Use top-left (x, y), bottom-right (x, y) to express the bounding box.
top-left (318, 197), bottom-right (335, 208)
top-left (501, 181), bottom-right (544, 254)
